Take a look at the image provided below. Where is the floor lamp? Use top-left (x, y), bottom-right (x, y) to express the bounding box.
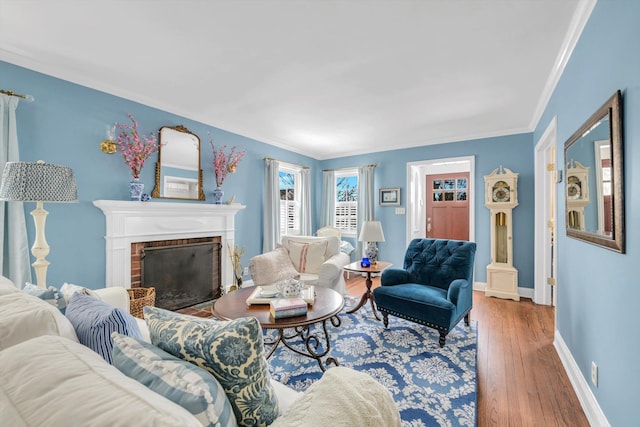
top-left (0, 160), bottom-right (78, 288)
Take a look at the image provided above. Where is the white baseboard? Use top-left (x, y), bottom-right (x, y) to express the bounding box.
top-left (472, 281), bottom-right (534, 299)
top-left (554, 331), bottom-right (610, 427)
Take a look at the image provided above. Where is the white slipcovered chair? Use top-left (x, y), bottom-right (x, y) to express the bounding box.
top-left (249, 235), bottom-right (350, 295)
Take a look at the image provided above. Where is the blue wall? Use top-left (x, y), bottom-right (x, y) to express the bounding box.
top-left (1, 60), bottom-right (320, 289)
top-left (2, 60), bottom-right (536, 290)
top-left (534, 1), bottom-right (640, 425)
top-left (319, 133), bottom-right (535, 287)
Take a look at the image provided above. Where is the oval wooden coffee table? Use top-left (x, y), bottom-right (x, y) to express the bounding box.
top-left (212, 286), bottom-right (344, 371)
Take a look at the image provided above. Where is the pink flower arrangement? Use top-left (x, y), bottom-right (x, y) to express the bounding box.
top-left (210, 137), bottom-right (247, 188)
top-left (116, 114), bottom-right (159, 179)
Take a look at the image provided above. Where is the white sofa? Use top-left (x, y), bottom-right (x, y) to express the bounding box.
top-left (250, 235), bottom-right (350, 295)
top-left (0, 276), bottom-right (400, 427)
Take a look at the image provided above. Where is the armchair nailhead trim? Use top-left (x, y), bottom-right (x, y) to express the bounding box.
top-left (378, 307), bottom-right (449, 333)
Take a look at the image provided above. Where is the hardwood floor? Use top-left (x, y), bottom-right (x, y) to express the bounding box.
top-left (345, 275), bottom-right (590, 427)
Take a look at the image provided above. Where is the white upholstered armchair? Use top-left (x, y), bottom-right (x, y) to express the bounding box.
top-left (249, 235), bottom-right (350, 295)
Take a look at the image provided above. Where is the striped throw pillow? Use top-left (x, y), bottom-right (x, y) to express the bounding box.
top-left (111, 333), bottom-right (237, 427)
top-left (65, 293), bottom-right (141, 364)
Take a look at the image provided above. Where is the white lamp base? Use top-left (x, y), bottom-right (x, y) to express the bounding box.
top-left (30, 201), bottom-right (50, 288)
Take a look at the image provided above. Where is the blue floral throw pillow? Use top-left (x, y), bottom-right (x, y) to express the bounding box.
top-left (22, 283), bottom-right (67, 314)
top-left (144, 306), bottom-right (279, 426)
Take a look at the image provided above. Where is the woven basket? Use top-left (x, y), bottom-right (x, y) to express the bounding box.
top-left (127, 287), bottom-right (155, 319)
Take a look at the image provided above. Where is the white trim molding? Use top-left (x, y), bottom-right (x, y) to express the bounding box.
top-left (93, 200), bottom-right (245, 289)
top-left (554, 331), bottom-right (611, 427)
top-left (473, 282), bottom-right (534, 299)
top-left (529, 0), bottom-right (597, 130)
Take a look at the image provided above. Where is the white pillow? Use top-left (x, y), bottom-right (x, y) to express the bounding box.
top-left (249, 246), bottom-right (299, 285)
top-left (271, 367), bottom-right (401, 427)
top-left (286, 240), bottom-right (328, 274)
top-left (60, 282), bottom-right (99, 304)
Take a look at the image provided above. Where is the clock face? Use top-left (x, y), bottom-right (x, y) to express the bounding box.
top-left (567, 175), bottom-right (582, 200)
top-left (567, 182), bottom-right (581, 199)
top-left (492, 181), bottom-right (510, 202)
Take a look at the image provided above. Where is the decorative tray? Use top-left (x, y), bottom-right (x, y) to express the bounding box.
top-left (246, 285), bottom-right (315, 306)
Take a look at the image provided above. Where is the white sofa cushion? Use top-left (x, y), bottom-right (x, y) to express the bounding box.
top-left (0, 335), bottom-right (201, 427)
top-left (0, 283), bottom-right (78, 351)
top-left (271, 366), bottom-right (401, 427)
top-left (112, 333), bottom-right (237, 427)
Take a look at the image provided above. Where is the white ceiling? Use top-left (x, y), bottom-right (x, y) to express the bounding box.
top-left (0, 0), bottom-right (594, 160)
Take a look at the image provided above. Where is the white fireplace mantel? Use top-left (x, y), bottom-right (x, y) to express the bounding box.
top-left (93, 200), bottom-right (245, 289)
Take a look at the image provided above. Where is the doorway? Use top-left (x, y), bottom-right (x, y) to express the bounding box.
top-left (534, 117), bottom-right (558, 306)
top-left (406, 156), bottom-right (475, 247)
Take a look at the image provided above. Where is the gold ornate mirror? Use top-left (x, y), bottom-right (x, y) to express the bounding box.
top-left (151, 125), bottom-right (205, 200)
top-left (564, 90), bottom-right (624, 252)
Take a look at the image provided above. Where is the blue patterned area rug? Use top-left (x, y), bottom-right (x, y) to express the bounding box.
top-left (267, 304), bottom-right (477, 426)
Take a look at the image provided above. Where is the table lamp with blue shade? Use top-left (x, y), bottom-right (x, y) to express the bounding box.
top-left (0, 160), bottom-right (78, 287)
top-left (358, 220), bottom-right (385, 264)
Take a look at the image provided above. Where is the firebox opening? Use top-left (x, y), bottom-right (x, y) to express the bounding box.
top-left (141, 241), bottom-right (221, 311)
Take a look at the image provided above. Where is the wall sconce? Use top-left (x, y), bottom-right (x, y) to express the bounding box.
top-left (100, 125), bottom-right (117, 154)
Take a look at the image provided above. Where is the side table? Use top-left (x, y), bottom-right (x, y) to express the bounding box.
top-left (343, 261), bottom-right (392, 320)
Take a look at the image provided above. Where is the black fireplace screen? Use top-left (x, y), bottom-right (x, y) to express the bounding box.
top-left (141, 242), bottom-right (221, 311)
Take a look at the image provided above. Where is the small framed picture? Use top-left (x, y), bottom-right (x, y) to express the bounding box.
top-left (379, 188), bottom-right (400, 206)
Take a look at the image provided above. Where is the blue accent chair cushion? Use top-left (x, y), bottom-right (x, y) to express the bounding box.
top-left (372, 238), bottom-right (476, 347)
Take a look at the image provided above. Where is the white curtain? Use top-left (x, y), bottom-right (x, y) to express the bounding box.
top-left (320, 170), bottom-right (335, 228)
top-left (300, 167), bottom-right (312, 235)
top-left (263, 158), bottom-right (281, 253)
top-left (356, 165), bottom-right (376, 257)
top-left (0, 94), bottom-right (32, 287)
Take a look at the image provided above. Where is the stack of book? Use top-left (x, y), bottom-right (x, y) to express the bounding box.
top-left (269, 298), bottom-right (308, 319)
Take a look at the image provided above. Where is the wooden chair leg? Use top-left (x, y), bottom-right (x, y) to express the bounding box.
top-left (382, 313), bottom-right (389, 328)
top-left (464, 311), bottom-right (470, 326)
top-left (439, 332), bottom-right (446, 348)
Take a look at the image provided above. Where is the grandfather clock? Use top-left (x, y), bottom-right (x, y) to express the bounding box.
top-left (566, 160), bottom-right (590, 231)
top-left (484, 166), bottom-right (519, 301)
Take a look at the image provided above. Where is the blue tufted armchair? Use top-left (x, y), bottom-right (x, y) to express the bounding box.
top-left (372, 238), bottom-right (476, 347)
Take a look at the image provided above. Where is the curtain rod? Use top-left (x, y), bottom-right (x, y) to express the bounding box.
top-left (0, 89), bottom-right (35, 102)
top-left (323, 163), bottom-right (378, 172)
top-left (264, 157), bottom-right (310, 170)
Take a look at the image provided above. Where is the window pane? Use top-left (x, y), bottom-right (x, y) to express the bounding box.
top-left (336, 176), bottom-right (358, 202)
top-left (279, 171), bottom-right (295, 201)
top-left (334, 172), bottom-right (358, 234)
top-left (444, 180), bottom-right (455, 190)
top-left (457, 178), bottom-right (467, 189)
top-left (433, 180), bottom-right (443, 190)
top-left (433, 192), bottom-right (442, 202)
top-left (444, 192), bottom-right (454, 201)
top-left (457, 191), bottom-right (467, 201)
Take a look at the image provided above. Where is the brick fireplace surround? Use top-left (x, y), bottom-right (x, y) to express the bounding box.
top-left (93, 200), bottom-right (245, 290)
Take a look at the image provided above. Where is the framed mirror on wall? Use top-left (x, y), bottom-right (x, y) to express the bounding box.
top-left (151, 125), bottom-right (205, 201)
top-left (564, 90), bottom-right (624, 253)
